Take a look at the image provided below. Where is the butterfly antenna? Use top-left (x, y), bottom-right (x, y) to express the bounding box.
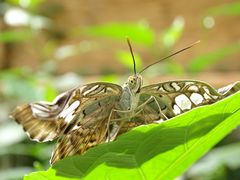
top-left (139, 40), bottom-right (200, 74)
top-left (126, 37), bottom-right (137, 75)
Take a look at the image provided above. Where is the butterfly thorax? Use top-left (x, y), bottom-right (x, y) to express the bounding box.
top-left (119, 75), bottom-right (143, 112)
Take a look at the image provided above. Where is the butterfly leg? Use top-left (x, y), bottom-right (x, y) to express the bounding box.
top-left (107, 95), bottom-right (168, 139)
top-left (106, 108), bottom-right (144, 142)
top-left (106, 109), bottom-right (128, 142)
top-left (107, 111), bottom-right (145, 142)
top-left (136, 96), bottom-right (168, 121)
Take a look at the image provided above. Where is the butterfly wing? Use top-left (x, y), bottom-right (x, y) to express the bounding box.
top-left (137, 80), bottom-right (239, 123)
top-left (50, 87), bottom-right (122, 164)
top-left (50, 107), bottom-right (111, 164)
top-left (11, 82), bottom-right (122, 143)
top-left (11, 90), bottom-right (75, 142)
top-left (217, 81), bottom-right (240, 97)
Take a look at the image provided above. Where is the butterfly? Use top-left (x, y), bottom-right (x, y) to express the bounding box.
top-left (11, 39), bottom-right (240, 164)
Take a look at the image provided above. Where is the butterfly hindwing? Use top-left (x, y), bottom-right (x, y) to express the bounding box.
top-left (138, 80), bottom-right (239, 123)
top-left (50, 123), bottom-right (108, 164)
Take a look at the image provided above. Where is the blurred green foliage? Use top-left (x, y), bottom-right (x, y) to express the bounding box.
top-left (83, 21), bottom-right (155, 47)
top-left (0, 0), bottom-right (240, 179)
top-left (115, 50), bottom-right (142, 72)
top-left (0, 29), bottom-right (33, 42)
top-left (188, 42), bottom-right (240, 72)
top-left (0, 68), bottom-right (57, 101)
top-left (6, 0), bottom-right (45, 9)
top-left (160, 16), bottom-right (184, 48)
top-left (186, 142), bottom-right (240, 180)
top-left (206, 2), bottom-right (240, 16)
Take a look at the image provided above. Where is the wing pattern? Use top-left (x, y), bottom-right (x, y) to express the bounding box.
top-left (136, 80), bottom-right (240, 124)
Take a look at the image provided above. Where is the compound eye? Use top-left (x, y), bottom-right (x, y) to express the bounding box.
top-left (128, 77), bottom-right (135, 84)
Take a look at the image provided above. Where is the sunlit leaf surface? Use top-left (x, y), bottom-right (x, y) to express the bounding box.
top-left (25, 92), bottom-right (240, 180)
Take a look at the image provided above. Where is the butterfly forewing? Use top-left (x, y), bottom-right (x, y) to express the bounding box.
top-left (11, 82), bottom-right (122, 143)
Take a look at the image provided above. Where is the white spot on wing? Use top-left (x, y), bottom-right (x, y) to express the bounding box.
top-left (172, 82), bottom-right (180, 91)
top-left (203, 86), bottom-right (210, 94)
top-left (158, 86), bottom-right (167, 93)
top-left (83, 85), bottom-right (99, 96)
top-left (31, 104), bottom-right (52, 117)
top-left (155, 119), bottom-right (164, 123)
top-left (190, 93), bottom-right (204, 105)
top-left (173, 105), bottom-right (181, 115)
top-left (71, 125), bottom-right (80, 131)
top-left (59, 100), bottom-right (80, 123)
top-left (188, 85), bottom-right (198, 92)
top-left (212, 95), bottom-right (218, 100)
top-left (65, 113), bottom-right (75, 123)
top-left (204, 93), bottom-right (211, 100)
top-left (218, 84), bottom-right (232, 94)
top-left (175, 94), bottom-right (192, 110)
top-left (185, 82), bottom-right (194, 85)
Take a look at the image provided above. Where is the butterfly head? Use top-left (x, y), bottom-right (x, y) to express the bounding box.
top-left (127, 74), bottom-right (142, 93)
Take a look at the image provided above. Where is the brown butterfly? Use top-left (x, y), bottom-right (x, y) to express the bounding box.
top-left (11, 39), bottom-right (240, 164)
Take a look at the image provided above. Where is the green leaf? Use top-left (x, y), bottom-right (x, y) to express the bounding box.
top-left (82, 21), bottom-right (155, 46)
top-left (206, 2), bottom-right (240, 16)
top-left (188, 42), bottom-right (240, 72)
top-left (24, 91), bottom-right (240, 180)
top-left (0, 30), bottom-right (33, 42)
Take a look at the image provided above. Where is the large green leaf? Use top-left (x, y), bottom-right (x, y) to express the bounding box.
top-left (25, 92), bottom-right (240, 180)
